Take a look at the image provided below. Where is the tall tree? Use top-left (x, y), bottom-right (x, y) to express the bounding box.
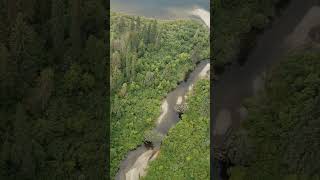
top-left (118, 17), bottom-right (125, 34)
top-left (18, 0), bottom-right (36, 21)
top-left (136, 16), bottom-right (141, 32)
top-left (51, 0), bottom-right (65, 59)
top-left (150, 20), bottom-right (158, 43)
top-left (70, 0), bottom-right (82, 57)
top-left (130, 53), bottom-right (137, 81)
top-left (36, 0), bottom-right (51, 24)
top-left (11, 104), bottom-right (34, 179)
top-left (130, 18), bottom-right (135, 31)
top-left (7, 0), bottom-right (17, 26)
top-left (37, 68), bottom-right (54, 111)
top-left (125, 54), bottom-right (131, 80)
top-left (0, 44), bottom-right (15, 103)
top-left (9, 13), bottom-right (39, 85)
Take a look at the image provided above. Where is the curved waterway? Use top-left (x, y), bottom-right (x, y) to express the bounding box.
top-left (116, 60), bottom-right (210, 180)
top-left (212, 0), bottom-right (320, 179)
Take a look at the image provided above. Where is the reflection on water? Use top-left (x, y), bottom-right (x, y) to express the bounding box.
top-left (111, 0), bottom-right (209, 18)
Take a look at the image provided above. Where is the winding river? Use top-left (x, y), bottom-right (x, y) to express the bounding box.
top-left (212, 0), bottom-right (320, 179)
top-left (116, 60), bottom-right (210, 180)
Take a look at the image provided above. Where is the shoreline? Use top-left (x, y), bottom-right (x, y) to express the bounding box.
top-left (111, 8), bottom-right (210, 25)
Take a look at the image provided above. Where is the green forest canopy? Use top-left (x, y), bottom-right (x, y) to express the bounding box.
top-left (0, 0), bottom-right (107, 179)
top-left (228, 50), bottom-right (320, 180)
top-left (110, 12), bottom-right (209, 177)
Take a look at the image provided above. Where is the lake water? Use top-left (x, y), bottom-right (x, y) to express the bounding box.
top-left (110, 0), bottom-right (209, 19)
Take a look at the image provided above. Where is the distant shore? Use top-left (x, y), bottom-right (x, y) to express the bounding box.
top-left (191, 8), bottom-right (210, 28)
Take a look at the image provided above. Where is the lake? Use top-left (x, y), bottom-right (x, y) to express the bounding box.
top-left (110, 0), bottom-right (209, 19)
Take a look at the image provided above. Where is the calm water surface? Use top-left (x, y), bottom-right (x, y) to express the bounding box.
top-left (111, 0), bottom-right (209, 18)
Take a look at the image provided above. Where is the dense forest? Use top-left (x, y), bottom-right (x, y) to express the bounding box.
top-left (227, 50), bottom-right (320, 179)
top-left (0, 0), bottom-right (107, 179)
top-left (110, 13), bottom-right (209, 177)
top-left (144, 79), bottom-right (210, 179)
top-left (213, 0), bottom-right (289, 70)
top-left (213, 0), bottom-right (320, 179)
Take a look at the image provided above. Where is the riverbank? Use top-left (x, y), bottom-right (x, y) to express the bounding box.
top-left (213, 0), bottom-right (319, 179)
top-left (191, 8), bottom-right (210, 28)
top-left (116, 60), bottom-right (210, 180)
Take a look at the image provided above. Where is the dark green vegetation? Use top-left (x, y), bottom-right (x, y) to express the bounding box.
top-left (0, 0), bottom-right (107, 179)
top-left (228, 50), bottom-right (320, 179)
top-left (213, 0), bottom-right (288, 69)
top-left (110, 13), bottom-right (209, 177)
top-left (144, 79), bottom-right (210, 180)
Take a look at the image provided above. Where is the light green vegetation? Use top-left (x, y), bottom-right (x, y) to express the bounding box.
top-left (110, 12), bottom-right (209, 177)
top-left (144, 79), bottom-right (210, 180)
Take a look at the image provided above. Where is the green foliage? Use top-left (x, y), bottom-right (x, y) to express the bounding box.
top-left (228, 50), bottom-right (320, 179)
top-left (213, 0), bottom-right (285, 68)
top-left (110, 13), bottom-right (209, 177)
top-left (229, 166), bottom-right (247, 180)
top-left (0, 0), bottom-right (107, 179)
top-left (144, 79), bottom-right (210, 180)
top-left (144, 130), bottom-right (163, 146)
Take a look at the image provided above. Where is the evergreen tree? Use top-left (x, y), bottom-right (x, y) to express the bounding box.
top-left (118, 17), bottom-right (125, 34)
top-left (9, 14), bottom-right (33, 77)
top-left (125, 54), bottom-right (131, 80)
top-left (18, 0), bottom-right (36, 21)
top-left (9, 13), bottom-right (41, 85)
top-left (36, 0), bottom-right (51, 24)
top-left (111, 51), bottom-right (121, 70)
top-left (0, 44), bottom-right (15, 103)
top-left (7, 0), bottom-right (17, 26)
top-left (0, 137), bottom-right (11, 178)
top-left (51, 0), bottom-right (65, 59)
top-left (70, 0), bottom-right (82, 57)
top-left (11, 104), bottom-right (34, 179)
top-left (37, 68), bottom-right (54, 111)
top-left (147, 22), bottom-right (152, 44)
top-left (150, 20), bottom-right (158, 43)
top-left (0, 0), bottom-right (107, 178)
top-left (130, 53), bottom-right (137, 81)
top-left (130, 18), bottom-right (135, 31)
top-left (136, 16), bottom-right (141, 32)
top-left (191, 45), bottom-right (201, 63)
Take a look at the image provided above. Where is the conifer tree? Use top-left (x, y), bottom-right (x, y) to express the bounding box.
top-left (118, 17), bottom-right (125, 34)
top-left (130, 18), bottom-right (135, 31)
top-left (70, 0), bottom-right (81, 57)
top-left (7, 0), bottom-right (17, 26)
top-left (136, 16), bottom-right (141, 32)
top-left (125, 54), bottom-right (131, 80)
top-left (51, 0), bottom-right (65, 59)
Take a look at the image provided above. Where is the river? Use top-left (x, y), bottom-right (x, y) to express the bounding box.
top-left (212, 0), bottom-right (320, 179)
top-left (116, 60), bottom-right (210, 180)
